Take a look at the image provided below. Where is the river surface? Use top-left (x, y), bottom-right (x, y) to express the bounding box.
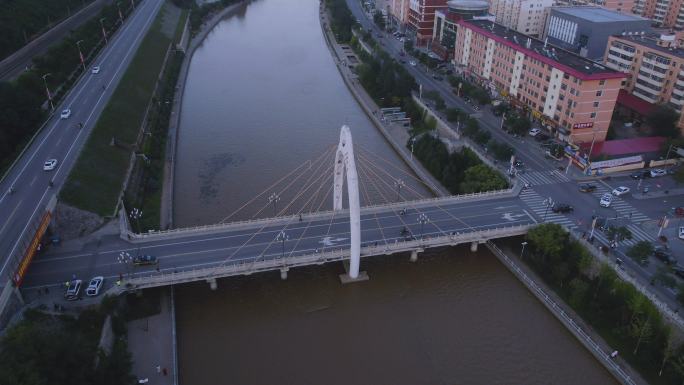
top-left (172, 0), bottom-right (617, 383)
top-left (173, 0), bottom-right (431, 227)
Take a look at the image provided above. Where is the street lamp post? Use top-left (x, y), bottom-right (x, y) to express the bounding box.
top-left (417, 213), bottom-right (429, 240)
top-left (118, 251), bottom-right (133, 280)
top-left (75, 40), bottom-right (86, 71)
top-left (99, 18), bottom-right (108, 44)
top-left (543, 197), bottom-right (554, 222)
top-left (129, 207), bottom-right (142, 234)
top-left (41, 73), bottom-right (54, 111)
top-left (116, 2), bottom-right (124, 24)
top-left (276, 230), bottom-right (289, 259)
top-left (268, 193), bottom-right (280, 217)
top-left (410, 137), bottom-right (416, 160)
top-left (394, 179), bottom-right (405, 202)
top-left (520, 241), bottom-right (528, 259)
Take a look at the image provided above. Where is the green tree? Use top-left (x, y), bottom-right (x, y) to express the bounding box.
top-left (677, 284), bottom-right (684, 306)
top-left (459, 164), bottom-right (507, 193)
top-left (473, 130), bottom-right (491, 146)
top-left (489, 140), bottom-right (514, 161)
top-left (445, 108), bottom-right (462, 122)
top-left (653, 266), bottom-right (677, 288)
top-left (647, 105), bottom-right (680, 138)
top-left (627, 241), bottom-right (653, 266)
top-left (462, 118), bottom-right (480, 138)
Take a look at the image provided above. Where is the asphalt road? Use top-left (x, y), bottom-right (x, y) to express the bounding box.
top-left (0, 0), bottom-right (165, 286)
top-left (23, 196), bottom-right (534, 288)
top-left (0, 0), bottom-right (114, 81)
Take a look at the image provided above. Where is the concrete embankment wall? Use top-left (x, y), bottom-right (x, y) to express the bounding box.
top-left (319, 10), bottom-right (448, 198)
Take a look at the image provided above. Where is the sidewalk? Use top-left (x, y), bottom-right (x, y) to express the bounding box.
top-left (127, 287), bottom-right (176, 385)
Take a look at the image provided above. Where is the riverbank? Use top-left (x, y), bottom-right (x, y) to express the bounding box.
top-left (318, 7), bottom-right (448, 198)
top-left (161, 0), bottom-right (250, 230)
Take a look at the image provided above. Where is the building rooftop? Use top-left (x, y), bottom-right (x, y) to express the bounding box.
top-left (551, 6), bottom-right (648, 23)
top-left (613, 33), bottom-right (684, 59)
top-left (460, 19), bottom-right (626, 79)
top-left (447, 0), bottom-right (489, 11)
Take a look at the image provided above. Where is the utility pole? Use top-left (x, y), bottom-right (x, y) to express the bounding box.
top-left (100, 18), bottom-right (108, 44)
top-left (117, 2), bottom-right (124, 24)
top-left (410, 137), bottom-right (416, 160)
top-left (543, 197), bottom-right (554, 222)
top-left (394, 179), bottom-right (405, 202)
top-left (41, 73), bottom-right (54, 111)
top-left (75, 40), bottom-right (86, 71)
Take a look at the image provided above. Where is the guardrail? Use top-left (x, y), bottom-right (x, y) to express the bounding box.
top-left (109, 224), bottom-right (531, 293)
top-left (122, 186), bottom-right (518, 241)
top-left (487, 241), bottom-right (638, 385)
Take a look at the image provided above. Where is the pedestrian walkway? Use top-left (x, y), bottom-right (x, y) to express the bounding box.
top-left (590, 185), bottom-right (650, 223)
top-left (518, 170), bottom-right (570, 186)
top-left (519, 189), bottom-right (575, 228)
top-left (590, 223), bottom-right (655, 248)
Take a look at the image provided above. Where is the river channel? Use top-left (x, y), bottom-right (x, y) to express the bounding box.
top-left (172, 0), bottom-right (617, 383)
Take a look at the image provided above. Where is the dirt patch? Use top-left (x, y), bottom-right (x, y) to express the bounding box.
top-left (51, 202), bottom-right (105, 240)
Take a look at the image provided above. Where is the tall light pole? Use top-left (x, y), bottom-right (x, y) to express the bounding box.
top-left (543, 197), bottom-right (554, 222)
top-left (116, 2), bottom-right (124, 24)
top-left (520, 241), bottom-right (528, 258)
top-left (394, 179), bottom-right (405, 202)
top-left (130, 207), bottom-right (142, 234)
top-left (276, 230), bottom-right (289, 259)
top-left (129, 0), bottom-right (135, 10)
top-left (118, 251), bottom-right (133, 280)
top-left (268, 193), bottom-right (280, 217)
top-left (410, 137), bottom-right (417, 160)
top-left (99, 18), bottom-right (108, 44)
top-left (41, 73), bottom-right (54, 111)
top-left (75, 40), bottom-right (86, 71)
top-left (417, 213), bottom-right (429, 240)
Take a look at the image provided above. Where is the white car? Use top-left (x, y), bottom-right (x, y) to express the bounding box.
top-left (86, 276), bottom-right (104, 296)
top-left (60, 108), bottom-right (71, 119)
top-left (528, 128), bottom-right (541, 137)
top-left (650, 169), bottom-right (667, 178)
top-left (600, 193), bottom-right (612, 207)
top-left (679, 226), bottom-right (684, 240)
top-left (409, 60), bottom-right (416, 66)
top-left (91, 66), bottom-right (101, 74)
top-left (612, 186), bottom-right (630, 196)
top-left (43, 159), bottom-right (58, 171)
top-left (65, 279), bottom-right (82, 301)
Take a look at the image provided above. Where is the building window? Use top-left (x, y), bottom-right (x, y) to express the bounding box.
top-left (596, 90), bottom-right (602, 97)
top-left (593, 101), bottom-right (599, 107)
top-left (590, 112), bottom-right (597, 118)
top-left (599, 80), bottom-right (605, 86)
top-left (561, 83), bottom-right (567, 90)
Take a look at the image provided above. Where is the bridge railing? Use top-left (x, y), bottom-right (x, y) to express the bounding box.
top-left (111, 223), bottom-right (532, 293)
top-left (122, 185), bottom-right (520, 241)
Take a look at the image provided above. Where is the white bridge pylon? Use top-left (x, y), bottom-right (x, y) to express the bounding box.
top-left (333, 125), bottom-right (361, 279)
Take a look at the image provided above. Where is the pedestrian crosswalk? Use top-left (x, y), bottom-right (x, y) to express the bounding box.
top-left (517, 170), bottom-right (570, 186)
top-left (519, 185), bottom-right (654, 247)
top-left (519, 189), bottom-right (575, 228)
top-left (590, 185), bottom-right (650, 223)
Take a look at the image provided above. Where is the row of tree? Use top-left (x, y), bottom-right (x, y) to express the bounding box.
top-left (410, 135), bottom-right (508, 194)
top-left (0, 1), bottom-right (134, 172)
top-left (525, 224), bottom-right (684, 384)
top-left (447, 75), bottom-right (490, 105)
top-left (0, 0), bottom-right (96, 61)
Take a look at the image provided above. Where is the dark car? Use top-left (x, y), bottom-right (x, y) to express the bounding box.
top-left (432, 75), bottom-right (443, 80)
top-left (535, 133), bottom-right (551, 142)
top-left (654, 247), bottom-right (676, 265)
top-left (630, 170), bottom-right (650, 179)
top-left (673, 266), bottom-right (684, 279)
top-left (133, 255), bottom-right (158, 266)
top-left (552, 203), bottom-right (574, 213)
top-left (579, 183), bottom-right (597, 193)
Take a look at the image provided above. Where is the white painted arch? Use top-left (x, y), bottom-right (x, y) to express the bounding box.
top-left (333, 125), bottom-right (361, 279)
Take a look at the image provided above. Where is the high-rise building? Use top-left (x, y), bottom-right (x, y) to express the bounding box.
top-left (408, 0), bottom-right (449, 46)
top-left (605, 33), bottom-right (684, 132)
top-left (543, 7), bottom-right (651, 60)
top-left (388, 0), bottom-right (411, 28)
top-left (454, 19), bottom-right (626, 144)
top-left (633, 0), bottom-right (684, 28)
top-left (488, 0), bottom-right (554, 37)
top-left (432, 0), bottom-right (491, 60)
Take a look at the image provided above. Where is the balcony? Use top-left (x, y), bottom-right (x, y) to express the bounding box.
top-left (609, 46), bottom-right (635, 57)
top-left (608, 55), bottom-right (633, 69)
top-left (633, 87), bottom-right (659, 103)
top-left (642, 57), bottom-right (670, 71)
top-left (637, 73), bottom-right (665, 88)
top-left (672, 86), bottom-right (684, 97)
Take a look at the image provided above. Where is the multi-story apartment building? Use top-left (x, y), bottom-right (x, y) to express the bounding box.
top-left (605, 33), bottom-right (684, 131)
top-left (432, 0), bottom-right (491, 60)
top-left (488, 0), bottom-right (554, 37)
top-left (553, 0), bottom-right (636, 13)
top-left (633, 0), bottom-right (684, 28)
top-left (388, 0), bottom-right (411, 28)
top-left (408, 0), bottom-right (449, 46)
top-left (454, 19), bottom-right (626, 144)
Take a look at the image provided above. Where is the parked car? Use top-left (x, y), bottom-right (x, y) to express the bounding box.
top-left (679, 226), bottom-right (684, 240)
top-left (673, 266), bottom-right (684, 279)
top-left (86, 276), bottom-right (104, 296)
top-left (91, 66), bottom-right (101, 74)
top-left (528, 128), bottom-right (541, 137)
top-left (654, 247), bottom-right (676, 264)
top-left (409, 60), bottom-right (416, 66)
top-left (432, 75), bottom-right (443, 80)
top-left (612, 186), bottom-right (630, 196)
top-left (599, 193), bottom-right (612, 207)
top-left (535, 133), bottom-right (551, 142)
top-left (65, 279), bottom-right (82, 301)
top-left (43, 159), bottom-right (58, 171)
top-left (630, 170), bottom-right (650, 179)
top-left (650, 168), bottom-right (667, 178)
top-left (675, 207), bottom-right (684, 217)
top-left (133, 255), bottom-right (158, 266)
top-left (578, 183), bottom-right (597, 193)
top-left (552, 203), bottom-right (574, 213)
top-left (60, 108), bottom-right (71, 119)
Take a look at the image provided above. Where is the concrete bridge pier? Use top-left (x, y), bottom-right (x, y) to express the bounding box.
top-left (207, 278), bottom-right (217, 291)
top-left (280, 268), bottom-right (289, 280)
top-left (410, 250), bottom-right (419, 262)
top-left (470, 242), bottom-right (478, 252)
